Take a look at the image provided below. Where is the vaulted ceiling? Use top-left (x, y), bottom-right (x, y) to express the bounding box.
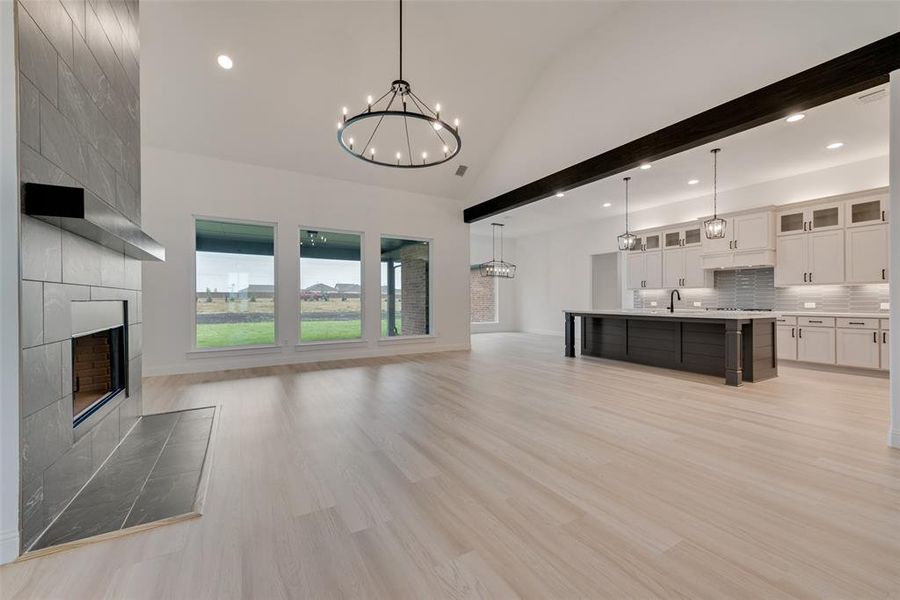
top-left (140, 0), bottom-right (620, 200)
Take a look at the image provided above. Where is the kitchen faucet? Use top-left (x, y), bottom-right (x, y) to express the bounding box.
top-left (668, 289), bottom-right (681, 313)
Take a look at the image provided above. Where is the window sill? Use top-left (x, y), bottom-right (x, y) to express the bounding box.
top-left (377, 334), bottom-right (437, 345)
top-left (295, 339), bottom-right (368, 352)
top-left (186, 344), bottom-right (283, 358)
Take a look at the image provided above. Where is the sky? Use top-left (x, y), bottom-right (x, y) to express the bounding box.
top-left (195, 252), bottom-right (399, 291)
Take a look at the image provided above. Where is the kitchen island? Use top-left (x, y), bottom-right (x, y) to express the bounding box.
top-left (563, 310), bottom-right (778, 386)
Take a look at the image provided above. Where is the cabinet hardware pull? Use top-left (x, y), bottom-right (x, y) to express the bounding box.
top-left (803, 272), bottom-right (807, 283)
top-left (884, 332), bottom-right (887, 344)
top-left (729, 240), bottom-right (733, 250)
top-left (799, 328), bottom-right (802, 338)
top-left (882, 268), bottom-right (886, 280)
top-left (882, 210), bottom-right (885, 222)
top-left (874, 331), bottom-right (878, 343)
top-left (803, 221), bottom-right (807, 232)
top-left (849, 322), bottom-right (865, 325)
top-left (809, 320), bottom-right (822, 323)
top-left (791, 327), bottom-right (795, 338)
top-left (809, 272), bottom-right (813, 283)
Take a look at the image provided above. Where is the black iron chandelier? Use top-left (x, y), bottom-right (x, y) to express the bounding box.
top-left (479, 223), bottom-right (516, 278)
top-left (337, 0), bottom-right (461, 169)
top-left (617, 177), bottom-right (637, 251)
top-left (704, 148), bottom-right (727, 239)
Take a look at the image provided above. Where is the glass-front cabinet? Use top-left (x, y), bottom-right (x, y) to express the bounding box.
top-left (663, 226), bottom-right (702, 248)
top-left (643, 231), bottom-right (662, 252)
top-left (846, 194), bottom-right (888, 228)
top-left (777, 202), bottom-right (843, 235)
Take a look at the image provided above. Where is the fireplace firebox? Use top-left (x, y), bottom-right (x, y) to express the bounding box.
top-left (69, 299), bottom-right (129, 428)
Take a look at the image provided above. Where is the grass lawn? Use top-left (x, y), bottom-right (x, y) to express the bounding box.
top-left (196, 318), bottom-right (404, 348)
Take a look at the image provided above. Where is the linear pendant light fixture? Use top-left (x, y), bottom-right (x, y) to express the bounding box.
top-left (336, 0), bottom-right (461, 168)
top-left (703, 148), bottom-right (727, 239)
top-left (479, 223), bottom-right (516, 278)
top-left (617, 177), bottom-right (637, 251)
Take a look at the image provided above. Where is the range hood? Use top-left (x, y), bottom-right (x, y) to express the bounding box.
top-left (22, 183), bottom-right (165, 262)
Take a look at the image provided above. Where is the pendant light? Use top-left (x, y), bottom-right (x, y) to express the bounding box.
top-left (479, 223), bottom-right (516, 278)
top-left (337, 0), bottom-right (461, 169)
top-left (703, 148), bottom-right (727, 239)
top-left (617, 177), bottom-right (637, 251)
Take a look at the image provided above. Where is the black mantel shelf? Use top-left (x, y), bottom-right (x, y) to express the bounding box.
top-left (23, 183), bottom-right (165, 262)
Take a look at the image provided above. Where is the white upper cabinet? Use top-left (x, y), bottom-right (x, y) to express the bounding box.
top-left (627, 249), bottom-right (663, 289)
top-left (626, 252), bottom-right (644, 289)
top-left (663, 225), bottom-right (703, 249)
top-left (682, 246), bottom-right (709, 288)
top-left (731, 212), bottom-right (772, 251)
top-left (777, 202), bottom-right (842, 235)
top-left (807, 230), bottom-right (845, 284)
top-left (662, 248), bottom-right (682, 288)
top-left (846, 224), bottom-right (889, 283)
top-left (643, 231), bottom-right (662, 252)
top-left (846, 193), bottom-right (888, 228)
top-left (774, 235), bottom-right (808, 286)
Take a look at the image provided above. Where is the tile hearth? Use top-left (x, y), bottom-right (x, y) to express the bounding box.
top-left (29, 407), bottom-right (215, 552)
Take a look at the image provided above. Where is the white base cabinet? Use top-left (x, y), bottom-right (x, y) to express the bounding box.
top-left (797, 326), bottom-right (835, 364)
top-left (881, 321), bottom-right (890, 370)
top-left (836, 328), bottom-right (880, 369)
top-left (776, 324), bottom-right (797, 361)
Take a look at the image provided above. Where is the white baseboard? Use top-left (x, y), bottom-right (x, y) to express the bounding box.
top-left (520, 328), bottom-right (564, 337)
top-left (890, 429), bottom-right (900, 449)
top-left (0, 527), bottom-right (19, 564)
top-left (143, 342), bottom-right (472, 377)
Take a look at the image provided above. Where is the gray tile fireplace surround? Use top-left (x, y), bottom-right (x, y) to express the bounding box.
top-left (15, 0), bottom-right (144, 553)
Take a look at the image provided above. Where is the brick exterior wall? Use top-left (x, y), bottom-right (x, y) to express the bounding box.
top-left (16, 0), bottom-right (143, 551)
top-left (400, 242), bottom-right (429, 335)
top-left (470, 268), bottom-right (497, 323)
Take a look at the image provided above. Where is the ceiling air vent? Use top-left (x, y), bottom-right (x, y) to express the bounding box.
top-left (455, 165), bottom-right (468, 177)
top-left (857, 89), bottom-right (887, 104)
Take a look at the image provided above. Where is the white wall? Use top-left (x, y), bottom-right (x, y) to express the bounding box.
top-left (141, 146), bottom-right (471, 376)
top-left (470, 233), bottom-right (517, 333)
top-left (513, 157), bottom-right (889, 336)
top-left (467, 1), bottom-right (899, 205)
top-left (0, 0), bottom-right (20, 563)
top-left (889, 70), bottom-right (899, 449)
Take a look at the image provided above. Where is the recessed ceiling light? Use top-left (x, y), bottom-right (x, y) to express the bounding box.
top-left (217, 54), bottom-right (233, 70)
top-left (826, 142), bottom-right (844, 150)
top-left (602, 202), bottom-right (612, 208)
top-left (688, 179), bottom-right (699, 185)
top-left (785, 113), bottom-right (805, 123)
top-left (555, 192), bottom-right (565, 198)
top-left (639, 163), bottom-right (652, 170)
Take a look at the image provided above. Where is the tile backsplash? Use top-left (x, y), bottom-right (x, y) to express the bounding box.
top-left (633, 267), bottom-right (889, 314)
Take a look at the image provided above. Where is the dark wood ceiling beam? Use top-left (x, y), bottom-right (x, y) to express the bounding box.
top-left (464, 32), bottom-right (900, 223)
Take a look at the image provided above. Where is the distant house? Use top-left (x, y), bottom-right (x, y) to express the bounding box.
top-left (237, 284), bottom-right (274, 299)
top-left (335, 283), bottom-right (361, 294)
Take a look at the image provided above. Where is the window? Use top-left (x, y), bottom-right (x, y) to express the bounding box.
top-left (299, 229), bottom-right (363, 342)
top-left (195, 218), bottom-right (276, 348)
top-left (381, 237), bottom-right (430, 337)
top-left (470, 267), bottom-right (497, 323)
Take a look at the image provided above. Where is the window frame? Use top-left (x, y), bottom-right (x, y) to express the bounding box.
top-left (190, 215), bottom-right (279, 353)
top-left (378, 234), bottom-right (435, 342)
top-left (297, 226), bottom-right (366, 346)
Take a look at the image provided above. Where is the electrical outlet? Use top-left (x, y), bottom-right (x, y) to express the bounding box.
top-left (693, 301), bottom-right (702, 307)
top-left (650, 301), bottom-right (658, 307)
top-left (881, 302), bottom-right (890, 310)
top-left (804, 302), bottom-right (816, 309)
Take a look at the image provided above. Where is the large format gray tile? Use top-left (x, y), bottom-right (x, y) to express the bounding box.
top-left (22, 342), bottom-right (62, 417)
top-left (99, 246), bottom-right (125, 288)
top-left (60, 0), bottom-right (85, 36)
top-left (17, 3), bottom-right (59, 103)
top-left (84, 141), bottom-right (117, 206)
top-left (21, 475), bottom-right (46, 551)
top-left (91, 0), bottom-right (123, 63)
top-left (123, 257), bottom-right (141, 292)
top-left (116, 173), bottom-right (139, 224)
top-left (118, 390), bottom-right (140, 433)
top-left (90, 406), bottom-right (120, 471)
top-left (19, 75), bottom-right (40, 151)
top-left (128, 323), bottom-right (141, 360)
top-left (124, 470), bottom-right (201, 528)
top-left (151, 439), bottom-right (208, 478)
top-left (20, 215), bottom-right (62, 283)
top-left (61, 230), bottom-right (102, 285)
top-left (40, 95), bottom-right (87, 183)
top-left (22, 398), bottom-right (71, 483)
top-left (20, 143), bottom-right (77, 189)
top-left (43, 281), bottom-right (90, 343)
top-left (43, 432), bottom-right (93, 520)
top-left (19, 0), bottom-right (74, 66)
top-left (21, 280), bottom-right (44, 348)
top-left (169, 416), bottom-right (213, 446)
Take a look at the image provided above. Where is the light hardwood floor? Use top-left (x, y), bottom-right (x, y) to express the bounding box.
top-left (3, 333), bottom-right (899, 599)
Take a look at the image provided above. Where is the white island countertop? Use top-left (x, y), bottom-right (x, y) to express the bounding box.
top-left (562, 309), bottom-right (779, 320)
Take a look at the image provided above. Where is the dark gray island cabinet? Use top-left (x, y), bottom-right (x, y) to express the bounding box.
top-left (563, 310), bottom-right (778, 386)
